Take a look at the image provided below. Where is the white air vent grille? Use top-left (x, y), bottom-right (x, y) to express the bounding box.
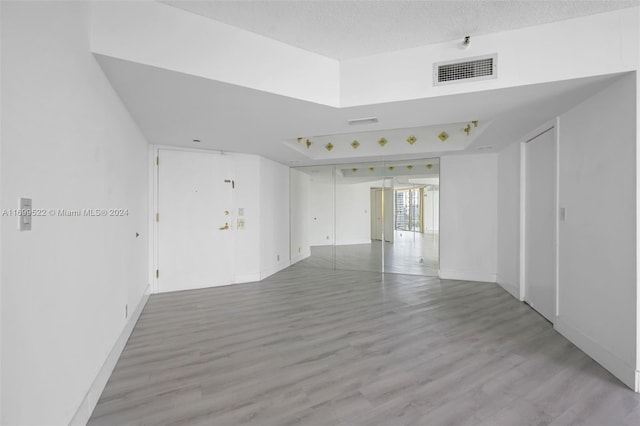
top-left (434, 54), bottom-right (497, 86)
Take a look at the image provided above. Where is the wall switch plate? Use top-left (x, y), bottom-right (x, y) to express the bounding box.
top-left (19, 198), bottom-right (32, 231)
top-left (237, 218), bottom-right (245, 230)
top-left (238, 208), bottom-right (245, 216)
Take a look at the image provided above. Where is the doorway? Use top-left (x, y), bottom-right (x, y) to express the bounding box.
top-left (524, 127), bottom-right (557, 322)
top-left (370, 187), bottom-right (393, 242)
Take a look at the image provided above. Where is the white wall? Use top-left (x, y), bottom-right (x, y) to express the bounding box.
top-left (440, 154), bottom-right (498, 282)
top-left (308, 176), bottom-right (335, 246)
top-left (496, 142), bottom-right (522, 299)
top-left (1, 2), bottom-right (150, 424)
top-left (340, 8), bottom-right (639, 106)
top-left (259, 157), bottom-right (290, 278)
top-left (232, 154), bottom-right (262, 282)
top-left (290, 169), bottom-right (311, 263)
top-left (555, 73), bottom-right (638, 390)
top-left (335, 182), bottom-right (375, 245)
top-left (306, 174), bottom-right (385, 247)
top-left (90, 0), bottom-right (340, 107)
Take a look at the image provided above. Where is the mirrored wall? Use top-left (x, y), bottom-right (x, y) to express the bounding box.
top-left (290, 158), bottom-right (439, 277)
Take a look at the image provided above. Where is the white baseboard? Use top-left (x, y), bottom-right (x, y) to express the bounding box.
top-left (335, 239), bottom-right (371, 246)
top-left (554, 318), bottom-right (639, 392)
top-left (235, 273), bottom-right (261, 284)
top-left (69, 285), bottom-right (151, 425)
top-left (439, 269), bottom-right (497, 283)
top-left (290, 251), bottom-right (311, 264)
top-left (495, 274), bottom-right (521, 300)
top-left (260, 260), bottom-right (291, 280)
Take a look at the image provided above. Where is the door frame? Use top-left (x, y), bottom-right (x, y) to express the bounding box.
top-left (519, 118), bottom-right (560, 320)
top-left (149, 145), bottom-right (233, 294)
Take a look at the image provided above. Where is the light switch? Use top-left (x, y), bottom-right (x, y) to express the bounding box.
top-left (237, 218), bottom-right (245, 230)
top-left (19, 197), bottom-right (32, 231)
top-left (238, 208), bottom-right (245, 216)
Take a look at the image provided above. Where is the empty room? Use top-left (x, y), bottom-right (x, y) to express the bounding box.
top-left (2, 1), bottom-right (640, 425)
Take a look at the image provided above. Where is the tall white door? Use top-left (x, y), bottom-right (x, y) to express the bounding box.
top-left (371, 188), bottom-right (383, 240)
top-left (525, 128), bottom-right (556, 322)
top-left (370, 187), bottom-right (394, 242)
top-left (157, 149), bottom-right (234, 293)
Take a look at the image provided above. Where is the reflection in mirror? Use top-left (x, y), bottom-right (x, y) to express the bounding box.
top-left (382, 159), bottom-right (440, 276)
top-left (290, 165), bottom-right (335, 271)
top-left (290, 158), bottom-right (439, 277)
top-left (334, 162), bottom-right (385, 273)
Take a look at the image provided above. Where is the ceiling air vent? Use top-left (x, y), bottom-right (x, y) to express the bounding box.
top-left (434, 54), bottom-right (497, 86)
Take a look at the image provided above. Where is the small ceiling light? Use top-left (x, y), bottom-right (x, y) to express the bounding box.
top-left (462, 35), bottom-right (471, 49)
top-left (472, 120), bottom-right (479, 127)
top-left (407, 135), bottom-right (417, 145)
top-left (348, 117), bottom-right (379, 125)
top-left (369, 167), bottom-right (375, 171)
top-left (426, 164), bottom-right (433, 169)
top-left (378, 137), bottom-right (388, 147)
top-left (351, 140), bottom-right (360, 149)
top-left (438, 132), bottom-right (449, 142)
top-left (407, 165), bottom-right (413, 170)
top-left (464, 124), bottom-right (471, 136)
top-left (388, 166), bottom-right (394, 171)
top-left (352, 168), bottom-right (358, 173)
top-left (192, 139), bottom-right (201, 143)
top-left (306, 139), bottom-right (312, 148)
top-left (325, 143), bottom-right (334, 151)
top-left (296, 137), bottom-right (303, 143)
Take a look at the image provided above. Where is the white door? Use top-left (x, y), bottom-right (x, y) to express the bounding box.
top-left (383, 186), bottom-right (394, 243)
top-left (371, 188), bottom-right (383, 240)
top-left (370, 188), bottom-right (394, 242)
top-left (157, 149), bottom-right (234, 292)
top-left (525, 128), bottom-right (556, 322)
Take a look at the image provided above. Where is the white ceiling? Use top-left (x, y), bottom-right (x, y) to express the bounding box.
top-left (160, 0), bottom-right (639, 60)
top-left (95, 54), bottom-right (624, 166)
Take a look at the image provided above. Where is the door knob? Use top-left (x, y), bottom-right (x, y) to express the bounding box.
top-left (219, 222), bottom-right (229, 230)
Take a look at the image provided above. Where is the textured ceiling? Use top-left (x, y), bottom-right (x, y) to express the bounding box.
top-left (160, 0), bottom-right (639, 59)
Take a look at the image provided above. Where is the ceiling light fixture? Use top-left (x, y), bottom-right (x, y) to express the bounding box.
top-left (348, 117), bottom-right (378, 125)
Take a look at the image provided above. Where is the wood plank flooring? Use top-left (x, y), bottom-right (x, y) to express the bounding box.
top-left (89, 265), bottom-right (640, 425)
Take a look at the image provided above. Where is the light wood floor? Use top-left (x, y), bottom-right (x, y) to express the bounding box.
top-left (89, 265), bottom-right (640, 425)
